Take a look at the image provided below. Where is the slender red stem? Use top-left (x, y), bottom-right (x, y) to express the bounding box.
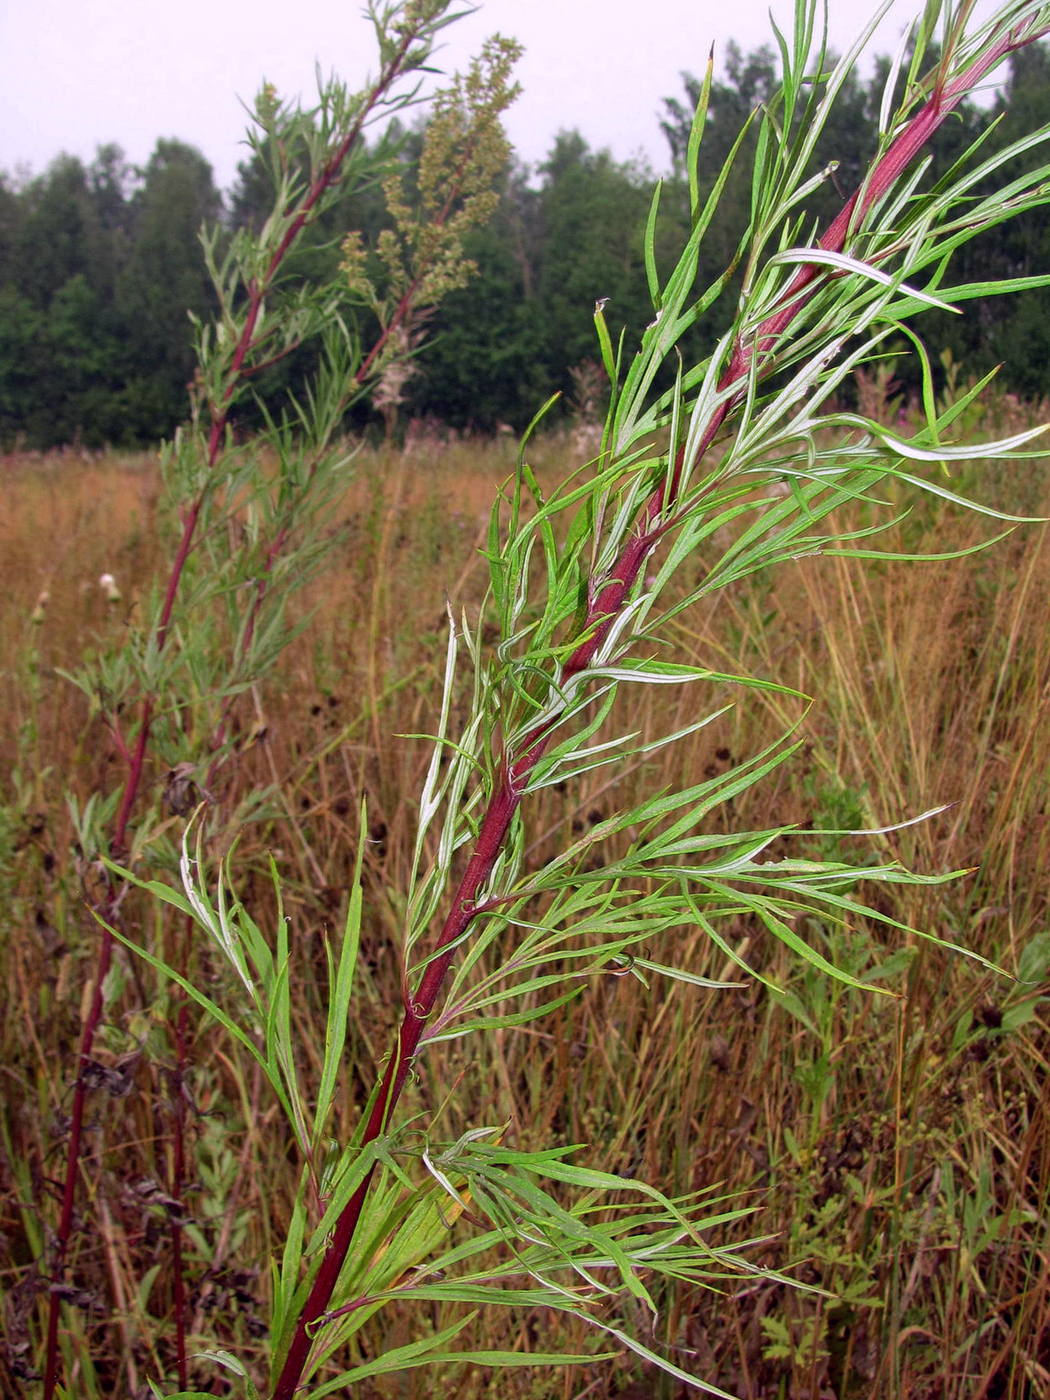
top-left (169, 999), bottom-right (190, 1392)
top-left (166, 914), bottom-right (195, 1392)
top-left (40, 25), bottom-right (429, 1398)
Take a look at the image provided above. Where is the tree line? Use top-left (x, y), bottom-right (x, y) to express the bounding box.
top-left (2, 40), bottom-right (1048, 449)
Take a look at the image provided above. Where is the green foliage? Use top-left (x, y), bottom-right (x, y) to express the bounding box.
top-left (92, 2), bottom-right (1050, 1396)
top-left (533, 134), bottom-right (664, 386)
top-left (0, 285), bottom-right (45, 438)
top-left (8, 3), bottom-right (1050, 1398)
top-left (27, 5), bottom-right (522, 1397)
top-left (9, 31), bottom-right (1050, 449)
top-left (117, 140), bottom-right (223, 436)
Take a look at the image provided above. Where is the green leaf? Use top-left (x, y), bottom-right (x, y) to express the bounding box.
top-left (598, 1322), bottom-right (740, 1400)
top-left (313, 808), bottom-right (366, 1143)
top-left (593, 299), bottom-right (617, 383)
top-left (1016, 930), bottom-right (1050, 986)
top-left (307, 1314), bottom-right (477, 1394)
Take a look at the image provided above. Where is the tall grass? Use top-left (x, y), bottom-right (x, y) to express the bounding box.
top-left (3, 1), bottom-right (1050, 1396)
top-left (3, 412), bottom-right (1048, 1396)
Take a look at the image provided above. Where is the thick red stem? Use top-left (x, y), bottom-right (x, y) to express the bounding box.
top-left (268, 18), bottom-right (1050, 1396)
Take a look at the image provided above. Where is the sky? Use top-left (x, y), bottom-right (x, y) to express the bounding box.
top-left (0, 0), bottom-right (1008, 194)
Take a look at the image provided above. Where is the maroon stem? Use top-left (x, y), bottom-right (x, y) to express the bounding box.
top-left (40, 26), bottom-right (428, 1400)
top-left (168, 916), bottom-right (195, 1392)
top-left (169, 1003), bottom-right (190, 1392)
top-left (721, 9), bottom-right (1046, 389)
top-left (272, 785), bottom-right (521, 1399)
top-left (270, 17), bottom-right (1050, 1396)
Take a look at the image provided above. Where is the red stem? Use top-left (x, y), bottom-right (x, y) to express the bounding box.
top-left (40, 25), bottom-right (427, 1398)
top-left (169, 999), bottom-right (190, 1392)
top-left (723, 10), bottom-right (1045, 388)
top-left (168, 915), bottom-right (195, 1392)
top-left (270, 17), bottom-right (1050, 1395)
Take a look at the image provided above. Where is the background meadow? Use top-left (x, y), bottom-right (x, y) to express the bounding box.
top-left (2, 383), bottom-right (1048, 1396)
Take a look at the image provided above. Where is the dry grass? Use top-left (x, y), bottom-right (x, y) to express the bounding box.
top-left (1, 407), bottom-right (1048, 1399)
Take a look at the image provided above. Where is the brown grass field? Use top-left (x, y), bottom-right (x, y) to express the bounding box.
top-left (1, 398), bottom-right (1048, 1398)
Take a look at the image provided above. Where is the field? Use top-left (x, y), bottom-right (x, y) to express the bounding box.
top-left (1, 398), bottom-right (1049, 1399)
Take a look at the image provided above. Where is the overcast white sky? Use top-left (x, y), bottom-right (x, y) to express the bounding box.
top-left (0, 0), bottom-right (1007, 192)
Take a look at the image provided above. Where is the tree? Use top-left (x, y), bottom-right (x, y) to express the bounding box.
top-left (14, 155), bottom-right (97, 309)
top-left (407, 162), bottom-right (547, 429)
top-left (117, 139), bottom-right (222, 437)
top-left (0, 152), bottom-right (132, 444)
top-left (941, 41), bottom-right (1050, 395)
top-left (0, 286), bottom-right (43, 441)
top-left (533, 132), bottom-right (656, 392)
top-left (86, 144), bottom-right (134, 300)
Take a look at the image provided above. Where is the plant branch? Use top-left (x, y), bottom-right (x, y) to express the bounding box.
top-left (39, 16), bottom-right (454, 1397)
top-left (268, 10), bottom-right (1050, 1393)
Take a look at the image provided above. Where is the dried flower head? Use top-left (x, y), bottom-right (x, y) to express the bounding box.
top-left (99, 572), bottom-right (121, 603)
